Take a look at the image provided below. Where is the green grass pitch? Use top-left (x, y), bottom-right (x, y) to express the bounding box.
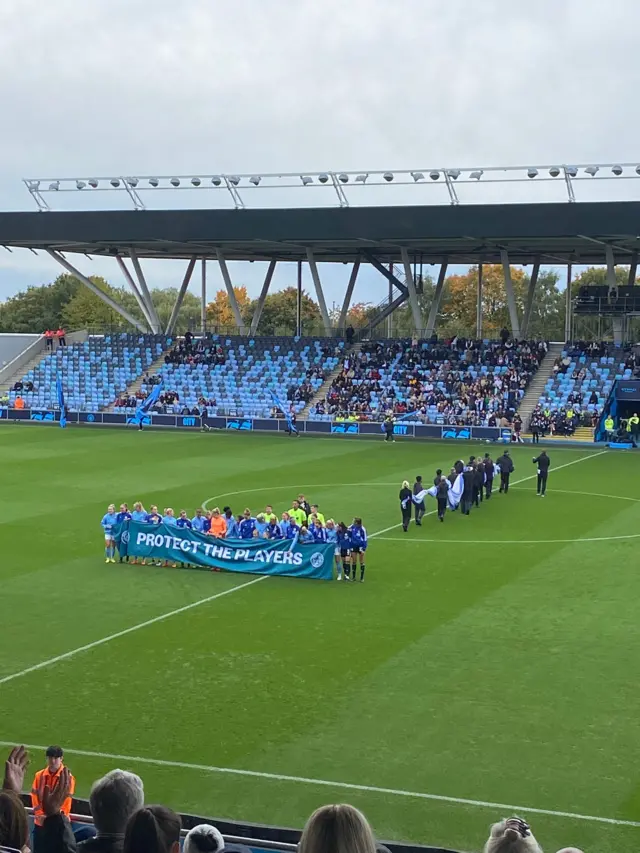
top-left (2, 426), bottom-right (640, 853)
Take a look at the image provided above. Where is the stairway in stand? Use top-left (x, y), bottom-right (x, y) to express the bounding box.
top-left (517, 342), bottom-right (564, 430)
top-left (103, 349), bottom-right (169, 412)
top-left (301, 341), bottom-right (358, 418)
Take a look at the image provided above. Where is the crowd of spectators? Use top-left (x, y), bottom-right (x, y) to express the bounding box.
top-left (163, 332), bottom-right (226, 367)
top-left (530, 404), bottom-right (598, 437)
top-left (0, 745), bottom-right (582, 853)
top-left (313, 337), bottom-right (547, 426)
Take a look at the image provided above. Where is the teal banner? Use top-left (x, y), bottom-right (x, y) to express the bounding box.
top-left (113, 520), bottom-right (334, 580)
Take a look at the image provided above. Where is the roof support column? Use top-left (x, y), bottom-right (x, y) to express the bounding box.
top-left (250, 260), bottom-right (276, 335)
top-left (337, 260), bottom-right (360, 333)
top-left (306, 248), bottom-right (332, 335)
top-left (476, 263), bottom-right (483, 339)
top-left (165, 256), bottom-right (197, 335)
top-left (201, 259), bottom-right (207, 334)
top-left (628, 251), bottom-right (637, 287)
top-left (115, 255), bottom-right (155, 331)
top-left (500, 249), bottom-right (521, 339)
top-left (565, 263), bottom-right (573, 343)
top-left (216, 249), bottom-right (247, 334)
top-left (46, 250), bottom-right (147, 332)
top-left (520, 259), bottom-right (540, 338)
top-left (129, 249), bottom-right (162, 333)
top-left (606, 245), bottom-right (617, 295)
top-left (400, 247), bottom-right (423, 333)
top-left (425, 260), bottom-right (448, 337)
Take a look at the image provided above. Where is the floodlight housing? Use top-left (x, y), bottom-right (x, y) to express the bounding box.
top-left (110, 179), bottom-right (120, 188)
top-left (76, 180), bottom-right (86, 189)
top-left (249, 175), bottom-right (261, 186)
top-left (585, 165), bottom-right (599, 176)
top-left (338, 173), bottom-right (348, 183)
top-left (429, 170), bottom-right (440, 181)
top-left (527, 168), bottom-right (538, 179)
top-left (191, 177), bottom-right (201, 186)
top-left (49, 182), bottom-right (59, 190)
top-left (355, 174), bottom-right (368, 183)
top-left (126, 177), bottom-right (139, 187)
top-left (318, 173), bottom-right (329, 183)
top-left (612, 165), bottom-right (623, 176)
top-left (300, 175), bottom-right (313, 185)
top-left (383, 172), bottom-right (394, 182)
top-left (549, 167), bottom-right (560, 177)
top-left (88, 179), bottom-right (99, 188)
top-left (447, 169), bottom-right (461, 180)
top-left (170, 177), bottom-right (180, 187)
top-left (149, 177), bottom-right (159, 187)
top-left (411, 172), bottom-right (425, 182)
top-left (566, 166), bottom-right (578, 177)
top-left (228, 175), bottom-right (241, 186)
top-left (211, 176), bottom-right (222, 186)
top-left (469, 170), bottom-right (483, 180)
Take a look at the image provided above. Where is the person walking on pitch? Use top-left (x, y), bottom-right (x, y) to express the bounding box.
top-left (413, 475), bottom-right (426, 525)
top-left (483, 453), bottom-right (494, 499)
top-left (497, 450), bottom-right (514, 493)
top-left (436, 474), bottom-right (449, 522)
top-left (533, 450), bottom-right (551, 496)
top-left (383, 414), bottom-right (396, 442)
top-left (399, 480), bottom-right (413, 532)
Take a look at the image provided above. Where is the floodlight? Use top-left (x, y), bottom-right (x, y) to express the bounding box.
top-left (211, 176), bottom-right (222, 186)
top-left (429, 170), bottom-right (440, 180)
top-left (300, 175), bottom-right (313, 185)
top-left (318, 173), bottom-right (329, 183)
top-left (612, 165), bottom-right (623, 176)
top-left (469, 170), bottom-right (483, 180)
top-left (527, 168), bottom-right (538, 179)
top-left (249, 175), bottom-right (261, 186)
top-left (170, 177), bottom-right (180, 187)
top-left (636, 166), bottom-right (640, 176)
top-left (338, 173), bottom-right (348, 183)
top-left (127, 177), bottom-right (139, 187)
top-left (228, 175), bottom-right (241, 186)
top-left (411, 172), bottom-right (425, 182)
top-left (191, 177), bottom-right (201, 186)
top-left (566, 166), bottom-right (578, 177)
top-left (149, 177), bottom-right (159, 187)
top-left (88, 179), bottom-right (98, 188)
top-left (76, 180), bottom-right (86, 189)
top-left (355, 174), bottom-right (368, 183)
top-left (383, 172), bottom-right (394, 182)
top-left (446, 169), bottom-right (461, 180)
top-left (110, 179), bottom-right (120, 187)
top-left (585, 165), bottom-right (599, 176)
top-left (549, 167), bottom-right (560, 177)
top-left (27, 180), bottom-right (40, 190)
top-left (49, 181), bottom-right (60, 190)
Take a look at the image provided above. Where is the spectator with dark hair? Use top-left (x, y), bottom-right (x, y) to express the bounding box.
top-left (0, 790), bottom-right (29, 853)
top-left (78, 771), bottom-right (144, 853)
top-left (123, 806), bottom-right (180, 853)
top-left (31, 747), bottom-right (75, 837)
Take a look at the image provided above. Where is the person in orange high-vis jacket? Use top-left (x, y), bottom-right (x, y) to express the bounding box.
top-left (208, 507), bottom-right (227, 538)
top-left (31, 745), bottom-right (75, 827)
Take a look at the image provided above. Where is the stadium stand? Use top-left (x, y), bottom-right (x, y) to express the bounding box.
top-left (134, 335), bottom-right (344, 418)
top-left (6, 334), bottom-right (169, 412)
top-left (530, 341), bottom-right (631, 436)
top-left (308, 338), bottom-right (547, 425)
top-left (0, 333), bottom-right (42, 370)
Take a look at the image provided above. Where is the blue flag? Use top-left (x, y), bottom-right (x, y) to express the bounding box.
top-left (270, 389), bottom-right (297, 433)
top-left (132, 382), bottom-right (163, 426)
top-left (56, 377), bottom-right (67, 429)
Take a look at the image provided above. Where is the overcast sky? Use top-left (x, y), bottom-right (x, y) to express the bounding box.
top-left (1, 0), bottom-right (638, 308)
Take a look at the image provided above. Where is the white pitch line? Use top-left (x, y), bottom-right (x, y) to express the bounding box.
top-left (0, 575), bottom-right (268, 687)
top-left (0, 740), bottom-right (637, 829)
top-left (375, 534), bottom-right (640, 544)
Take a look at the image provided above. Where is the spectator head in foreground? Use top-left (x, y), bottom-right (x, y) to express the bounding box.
top-left (555, 849), bottom-right (584, 853)
top-left (183, 824), bottom-right (224, 853)
top-left (124, 806), bottom-right (180, 853)
top-left (89, 770), bottom-right (144, 837)
top-left (0, 790), bottom-right (29, 853)
top-left (484, 818), bottom-right (542, 853)
top-left (299, 804), bottom-right (377, 853)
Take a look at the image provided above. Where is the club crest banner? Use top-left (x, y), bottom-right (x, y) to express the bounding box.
top-left (113, 520), bottom-right (334, 580)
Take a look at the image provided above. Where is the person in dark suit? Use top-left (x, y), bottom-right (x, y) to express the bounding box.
top-left (483, 453), bottom-right (494, 499)
top-left (533, 450), bottom-right (550, 496)
top-left (473, 460), bottom-right (485, 506)
top-left (413, 476), bottom-right (426, 525)
top-left (461, 466), bottom-right (475, 515)
top-left (436, 475), bottom-right (449, 522)
top-left (399, 480), bottom-right (413, 532)
top-left (497, 450), bottom-right (514, 493)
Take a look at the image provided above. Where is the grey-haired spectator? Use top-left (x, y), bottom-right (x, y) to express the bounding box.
top-left (483, 818), bottom-right (542, 853)
top-left (78, 771), bottom-right (144, 853)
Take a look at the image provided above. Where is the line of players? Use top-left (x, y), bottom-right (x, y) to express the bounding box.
top-left (100, 497), bottom-right (368, 581)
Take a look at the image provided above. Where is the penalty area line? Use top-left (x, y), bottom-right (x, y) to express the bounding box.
top-left (0, 740), bottom-right (638, 829)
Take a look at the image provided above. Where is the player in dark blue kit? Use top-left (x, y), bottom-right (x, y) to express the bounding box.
top-left (239, 509), bottom-right (257, 539)
top-left (348, 517), bottom-right (368, 582)
top-left (116, 503), bottom-right (132, 563)
top-left (336, 521), bottom-right (351, 581)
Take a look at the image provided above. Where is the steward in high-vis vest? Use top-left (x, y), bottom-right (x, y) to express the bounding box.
top-left (31, 746), bottom-right (75, 827)
top-left (604, 415), bottom-right (615, 439)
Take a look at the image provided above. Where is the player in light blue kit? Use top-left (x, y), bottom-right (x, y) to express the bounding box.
top-left (101, 504), bottom-right (118, 563)
top-left (325, 519), bottom-right (340, 579)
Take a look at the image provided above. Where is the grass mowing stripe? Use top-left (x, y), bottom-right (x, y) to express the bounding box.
top-left (0, 739), bottom-right (638, 829)
top-left (0, 575), bottom-right (268, 687)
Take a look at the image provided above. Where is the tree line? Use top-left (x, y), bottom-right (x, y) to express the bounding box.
top-left (0, 266), bottom-right (633, 338)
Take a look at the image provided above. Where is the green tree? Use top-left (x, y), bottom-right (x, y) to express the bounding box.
top-left (571, 266), bottom-right (634, 295)
top-left (252, 287), bottom-right (322, 335)
top-left (60, 277), bottom-right (139, 330)
top-left (0, 274), bottom-right (80, 333)
top-left (150, 288), bottom-right (202, 333)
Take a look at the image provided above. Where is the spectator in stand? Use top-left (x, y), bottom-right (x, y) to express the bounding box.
top-left (124, 806), bottom-right (181, 853)
top-left (298, 805), bottom-right (377, 853)
top-left (14, 396), bottom-right (25, 410)
top-left (45, 329), bottom-right (55, 351)
top-left (78, 771), bottom-right (144, 853)
top-left (0, 789), bottom-right (30, 853)
top-left (483, 818), bottom-right (542, 853)
top-left (183, 824), bottom-right (251, 853)
top-left (56, 328), bottom-right (66, 348)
